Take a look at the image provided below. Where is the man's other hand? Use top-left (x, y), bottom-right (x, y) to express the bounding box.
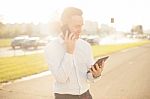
top-left (90, 61), bottom-right (105, 78)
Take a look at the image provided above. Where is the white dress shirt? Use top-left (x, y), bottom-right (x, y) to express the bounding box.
top-left (44, 36), bottom-right (99, 95)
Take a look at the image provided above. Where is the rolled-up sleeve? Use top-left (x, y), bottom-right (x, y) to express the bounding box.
top-left (44, 43), bottom-right (74, 83)
top-left (86, 44), bottom-right (100, 83)
top-left (87, 72), bottom-right (101, 83)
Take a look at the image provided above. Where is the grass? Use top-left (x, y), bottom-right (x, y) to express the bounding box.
top-left (0, 39), bottom-right (11, 48)
top-left (0, 40), bottom-right (150, 83)
top-left (0, 54), bottom-right (48, 83)
top-left (92, 40), bottom-right (150, 58)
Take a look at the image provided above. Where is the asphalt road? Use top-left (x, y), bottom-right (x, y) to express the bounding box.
top-left (0, 43), bottom-right (150, 99)
top-left (0, 47), bottom-right (44, 57)
top-left (90, 43), bottom-right (150, 99)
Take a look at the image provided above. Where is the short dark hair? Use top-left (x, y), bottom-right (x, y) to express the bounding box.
top-left (61, 7), bottom-right (83, 25)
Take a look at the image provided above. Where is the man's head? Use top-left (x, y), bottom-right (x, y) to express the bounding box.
top-left (61, 7), bottom-right (83, 39)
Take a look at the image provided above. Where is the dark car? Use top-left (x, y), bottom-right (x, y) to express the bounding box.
top-left (21, 37), bottom-right (39, 50)
top-left (81, 35), bottom-right (100, 45)
top-left (147, 35), bottom-right (150, 40)
top-left (11, 36), bottom-right (28, 49)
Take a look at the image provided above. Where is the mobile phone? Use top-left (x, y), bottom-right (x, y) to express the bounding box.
top-left (61, 24), bottom-right (71, 35)
top-left (87, 56), bottom-right (109, 73)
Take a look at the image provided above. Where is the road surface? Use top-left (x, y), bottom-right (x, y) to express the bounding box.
top-left (0, 47), bottom-right (44, 57)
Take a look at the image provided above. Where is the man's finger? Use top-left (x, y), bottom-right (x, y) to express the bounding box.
top-left (96, 64), bottom-right (101, 71)
top-left (71, 35), bottom-right (76, 40)
top-left (69, 33), bottom-right (74, 40)
top-left (89, 69), bottom-right (93, 73)
top-left (65, 31), bottom-right (69, 40)
top-left (91, 65), bottom-right (97, 73)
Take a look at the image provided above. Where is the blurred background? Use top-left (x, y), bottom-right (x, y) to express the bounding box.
top-left (0, 0), bottom-right (150, 99)
top-left (0, 0), bottom-right (150, 44)
top-left (0, 0), bottom-right (150, 56)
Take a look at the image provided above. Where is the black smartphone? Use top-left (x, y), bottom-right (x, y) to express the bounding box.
top-left (93, 56), bottom-right (109, 69)
top-left (61, 24), bottom-right (71, 35)
top-left (87, 56), bottom-right (109, 73)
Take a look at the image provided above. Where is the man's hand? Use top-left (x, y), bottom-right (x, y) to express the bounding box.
top-left (90, 61), bottom-right (105, 78)
top-left (63, 32), bottom-right (76, 54)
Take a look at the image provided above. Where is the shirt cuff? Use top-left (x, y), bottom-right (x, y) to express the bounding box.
top-left (87, 72), bottom-right (101, 83)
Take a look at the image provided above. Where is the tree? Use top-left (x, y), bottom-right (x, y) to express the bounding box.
top-left (0, 22), bottom-right (6, 38)
top-left (131, 25), bottom-right (143, 34)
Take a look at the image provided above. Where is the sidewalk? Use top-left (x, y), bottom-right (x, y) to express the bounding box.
top-left (0, 73), bottom-right (101, 99)
top-left (0, 74), bottom-right (54, 99)
top-left (0, 70), bottom-right (102, 99)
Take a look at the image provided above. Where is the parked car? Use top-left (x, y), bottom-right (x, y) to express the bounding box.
top-left (11, 36), bottom-right (28, 49)
top-left (147, 35), bottom-right (150, 40)
top-left (37, 40), bottom-right (47, 46)
top-left (81, 35), bottom-right (100, 45)
top-left (21, 37), bottom-right (39, 50)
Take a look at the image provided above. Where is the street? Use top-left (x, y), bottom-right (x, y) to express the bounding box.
top-left (0, 43), bottom-right (150, 99)
top-left (90, 43), bottom-right (150, 99)
top-left (0, 47), bottom-right (44, 57)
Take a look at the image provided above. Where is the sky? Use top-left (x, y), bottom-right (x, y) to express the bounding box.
top-left (0, 0), bottom-right (150, 31)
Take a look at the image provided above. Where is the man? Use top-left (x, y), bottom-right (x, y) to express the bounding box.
top-left (45, 7), bottom-right (104, 99)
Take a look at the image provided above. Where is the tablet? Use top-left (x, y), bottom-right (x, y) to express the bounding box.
top-left (87, 56), bottom-right (109, 73)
